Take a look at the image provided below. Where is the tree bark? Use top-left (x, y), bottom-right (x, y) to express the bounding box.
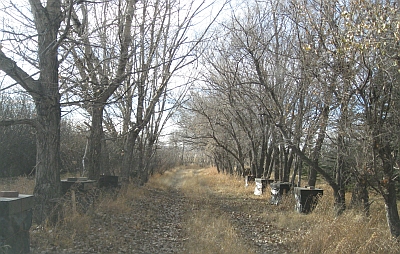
top-left (71, 0), bottom-right (136, 181)
top-left (34, 99), bottom-right (61, 224)
top-left (350, 176), bottom-right (370, 216)
top-left (0, 0), bottom-right (63, 224)
top-left (379, 142), bottom-right (400, 237)
top-left (86, 102), bottom-right (104, 180)
top-left (258, 134), bottom-right (267, 177)
top-left (335, 101), bottom-right (349, 215)
top-left (273, 145), bottom-right (280, 181)
top-left (31, 0), bottom-right (63, 224)
top-left (279, 125), bottom-right (346, 215)
top-left (383, 182), bottom-right (400, 237)
top-left (308, 105), bottom-right (329, 187)
top-left (121, 128), bottom-right (141, 180)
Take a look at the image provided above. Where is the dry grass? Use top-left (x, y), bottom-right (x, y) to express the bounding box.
top-left (30, 203), bottom-right (93, 250)
top-left (2, 167), bottom-right (400, 253)
top-left (175, 167), bottom-right (257, 254)
top-left (184, 208), bottom-right (254, 254)
top-left (0, 176), bottom-right (35, 194)
top-left (185, 167), bottom-right (400, 254)
top-left (29, 181), bottom-right (152, 251)
top-left (145, 166), bottom-right (257, 253)
top-left (294, 187), bottom-right (400, 254)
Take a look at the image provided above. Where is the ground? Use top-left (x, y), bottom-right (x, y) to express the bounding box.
top-left (28, 167), bottom-right (295, 254)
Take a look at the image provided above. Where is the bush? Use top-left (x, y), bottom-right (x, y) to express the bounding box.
top-left (0, 95), bottom-right (36, 177)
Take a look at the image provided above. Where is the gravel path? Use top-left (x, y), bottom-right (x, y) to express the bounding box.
top-left (30, 168), bottom-right (293, 254)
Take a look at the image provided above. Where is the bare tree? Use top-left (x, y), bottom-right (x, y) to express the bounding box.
top-left (62, 0), bottom-right (223, 183)
top-left (118, 0), bottom-right (224, 183)
top-left (0, 0), bottom-right (70, 223)
top-left (61, 0), bottom-right (137, 180)
top-left (341, 0), bottom-right (400, 237)
top-left (195, 0), bottom-right (299, 181)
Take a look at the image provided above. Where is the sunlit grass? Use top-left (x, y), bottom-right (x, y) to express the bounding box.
top-left (175, 167), bottom-right (257, 254)
top-left (184, 208), bottom-right (255, 254)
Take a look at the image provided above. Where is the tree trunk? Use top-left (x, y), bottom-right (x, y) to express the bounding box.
top-left (30, 0), bottom-right (62, 224)
top-left (350, 176), bottom-right (370, 216)
top-left (291, 157), bottom-right (302, 187)
top-left (258, 136), bottom-right (267, 176)
top-left (101, 134), bottom-right (111, 175)
top-left (265, 146), bottom-right (274, 178)
top-left (0, 49), bottom-right (62, 225)
top-left (335, 134), bottom-right (346, 215)
top-left (86, 103), bottom-right (104, 180)
top-left (308, 167), bottom-right (317, 187)
top-left (144, 135), bottom-right (156, 177)
top-left (383, 182), bottom-right (400, 237)
top-left (273, 145), bottom-right (280, 181)
top-left (33, 98), bottom-right (61, 224)
top-left (137, 136), bottom-right (148, 184)
top-left (282, 143), bottom-right (290, 182)
top-left (334, 187), bottom-right (346, 216)
top-left (379, 143), bottom-right (400, 237)
top-left (308, 105), bottom-right (329, 187)
top-left (286, 151), bottom-right (294, 182)
top-left (121, 129), bottom-right (140, 180)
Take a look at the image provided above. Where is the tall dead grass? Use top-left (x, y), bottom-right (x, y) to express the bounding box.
top-left (294, 186), bottom-right (400, 254)
top-left (29, 181), bottom-right (146, 251)
top-left (3, 167), bottom-right (400, 253)
top-left (195, 168), bottom-right (400, 254)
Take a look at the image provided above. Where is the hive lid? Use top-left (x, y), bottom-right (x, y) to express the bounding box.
top-left (67, 177), bottom-right (88, 181)
top-left (0, 191), bottom-right (19, 198)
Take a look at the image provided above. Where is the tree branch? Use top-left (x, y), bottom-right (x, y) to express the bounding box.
top-left (0, 118), bottom-right (38, 129)
top-left (0, 50), bottom-right (40, 99)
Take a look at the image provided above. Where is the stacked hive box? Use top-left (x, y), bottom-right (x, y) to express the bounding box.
top-left (0, 191), bottom-right (34, 253)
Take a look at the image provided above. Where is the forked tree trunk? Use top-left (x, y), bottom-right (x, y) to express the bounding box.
top-left (28, 0), bottom-right (63, 224)
top-left (0, 50), bottom-right (62, 224)
top-left (74, 0), bottom-right (136, 181)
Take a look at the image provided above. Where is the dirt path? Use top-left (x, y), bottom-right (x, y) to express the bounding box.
top-left (30, 168), bottom-right (293, 253)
